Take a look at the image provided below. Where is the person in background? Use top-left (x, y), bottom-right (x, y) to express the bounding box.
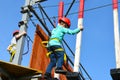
top-left (7, 30), bottom-right (26, 62)
top-left (44, 17), bottom-right (83, 79)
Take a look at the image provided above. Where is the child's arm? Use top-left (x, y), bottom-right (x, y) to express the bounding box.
top-left (63, 25), bottom-right (84, 35)
top-left (15, 31), bottom-right (26, 39)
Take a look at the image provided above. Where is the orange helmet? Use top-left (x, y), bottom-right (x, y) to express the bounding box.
top-left (59, 17), bottom-right (71, 28)
top-left (13, 30), bottom-right (19, 36)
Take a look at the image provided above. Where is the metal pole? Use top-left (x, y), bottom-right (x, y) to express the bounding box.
top-left (110, 1), bottom-right (120, 79)
top-left (12, 0), bottom-right (30, 65)
top-left (112, 0), bottom-right (120, 68)
top-left (74, 0), bottom-right (84, 72)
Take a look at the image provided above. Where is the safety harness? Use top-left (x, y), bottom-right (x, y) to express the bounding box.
top-left (42, 38), bottom-right (67, 61)
top-left (7, 44), bottom-right (16, 62)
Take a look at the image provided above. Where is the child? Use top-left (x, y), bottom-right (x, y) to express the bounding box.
top-left (44, 17), bottom-right (83, 79)
top-left (7, 30), bottom-right (26, 62)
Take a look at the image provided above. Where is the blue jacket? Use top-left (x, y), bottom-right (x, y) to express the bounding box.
top-left (47, 24), bottom-right (80, 47)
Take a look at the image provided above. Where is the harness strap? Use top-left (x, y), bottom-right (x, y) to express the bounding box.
top-left (54, 48), bottom-right (63, 51)
top-left (41, 38), bottom-right (60, 47)
top-left (8, 44), bottom-right (16, 51)
top-left (49, 38), bottom-right (60, 42)
top-left (7, 44), bottom-right (16, 62)
top-left (42, 38), bottom-right (67, 61)
top-left (46, 51), bottom-right (52, 57)
top-left (10, 50), bottom-right (16, 62)
top-left (46, 48), bottom-right (67, 61)
top-left (41, 41), bottom-right (48, 47)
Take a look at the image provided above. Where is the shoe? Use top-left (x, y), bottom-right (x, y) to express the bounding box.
top-left (44, 72), bottom-right (51, 79)
top-left (55, 67), bottom-right (67, 74)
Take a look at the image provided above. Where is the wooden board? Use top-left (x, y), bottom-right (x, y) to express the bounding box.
top-left (0, 60), bottom-right (42, 78)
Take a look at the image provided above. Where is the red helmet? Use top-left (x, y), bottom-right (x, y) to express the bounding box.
top-left (13, 30), bottom-right (19, 36)
top-left (59, 17), bottom-right (71, 28)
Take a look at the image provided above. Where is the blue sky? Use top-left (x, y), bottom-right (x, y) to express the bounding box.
top-left (0, 0), bottom-right (120, 80)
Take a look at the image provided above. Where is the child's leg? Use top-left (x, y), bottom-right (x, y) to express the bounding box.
top-left (56, 51), bottom-right (64, 68)
top-left (46, 53), bottom-right (57, 73)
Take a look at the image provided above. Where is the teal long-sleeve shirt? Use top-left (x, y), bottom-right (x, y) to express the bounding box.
top-left (47, 25), bottom-right (80, 47)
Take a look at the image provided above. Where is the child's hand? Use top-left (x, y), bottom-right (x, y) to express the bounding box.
top-left (79, 25), bottom-right (84, 31)
top-left (7, 45), bottom-right (11, 51)
top-left (22, 31), bottom-right (27, 35)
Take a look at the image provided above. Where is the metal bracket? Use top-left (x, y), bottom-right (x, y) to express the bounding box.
top-left (21, 6), bottom-right (30, 13)
top-left (18, 20), bottom-right (27, 27)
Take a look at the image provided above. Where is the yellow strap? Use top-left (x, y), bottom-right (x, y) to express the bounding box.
top-left (41, 41), bottom-right (48, 47)
top-left (46, 48), bottom-right (63, 57)
top-left (8, 44), bottom-right (16, 51)
top-left (10, 50), bottom-right (16, 62)
top-left (64, 53), bottom-right (67, 61)
top-left (46, 48), bottom-right (67, 61)
top-left (50, 38), bottom-right (60, 42)
top-left (7, 44), bottom-right (16, 62)
top-left (54, 48), bottom-right (64, 51)
top-left (43, 38), bottom-right (66, 61)
top-left (41, 38), bottom-right (60, 47)
top-left (8, 46), bottom-right (12, 51)
top-left (46, 51), bottom-right (52, 57)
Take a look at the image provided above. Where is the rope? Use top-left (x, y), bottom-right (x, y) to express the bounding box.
top-left (22, 35), bottom-right (33, 55)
